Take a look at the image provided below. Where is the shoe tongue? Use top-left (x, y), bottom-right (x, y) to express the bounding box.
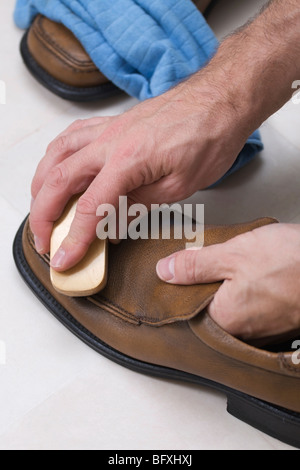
top-left (90, 218), bottom-right (278, 326)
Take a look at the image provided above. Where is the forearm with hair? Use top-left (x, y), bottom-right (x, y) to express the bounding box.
top-left (189, 0), bottom-right (300, 134)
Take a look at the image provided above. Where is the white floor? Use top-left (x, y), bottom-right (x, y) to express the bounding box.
top-left (0, 0), bottom-right (299, 451)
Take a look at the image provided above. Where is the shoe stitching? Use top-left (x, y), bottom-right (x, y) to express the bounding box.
top-left (36, 15), bottom-right (96, 68)
top-left (20, 231), bottom-right (116, 347)
top-left (27, 226), bottom-right (209, 325)
top-left (21, 223), bottom-right (300, 419)
top-left (25, 45), bottom-right (117, 93)
top-left (188, 320), bottom-right (300, 376)
top-left (279, 353), bottom-right (300, 374)
top-left (88, 296), bottom-right (140, 325)
top-left (32, 29), bottom-right (97, 76)
top-left (27, 223), bottom-right (212, 325)
top-left (88, 290), bottom-right (211, 326)
top-left (32, 16), bottom-right (101, 74)
top-left (27, 228), bottom-right (140, 323)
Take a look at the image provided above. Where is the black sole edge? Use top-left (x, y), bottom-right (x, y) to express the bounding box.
top-left (20, 32), bottom-right (123, 102)
top-left (12, 218), bottom-right (300, 449)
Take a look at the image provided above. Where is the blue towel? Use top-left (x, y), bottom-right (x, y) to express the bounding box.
top-left (14, 0), bottom-right (263, 181)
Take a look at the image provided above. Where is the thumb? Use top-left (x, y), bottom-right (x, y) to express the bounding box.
top-left (156, 243), bottom-right (234, 285)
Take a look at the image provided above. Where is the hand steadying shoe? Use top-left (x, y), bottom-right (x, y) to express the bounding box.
top-left (157, 223), bottom-right (300, 340)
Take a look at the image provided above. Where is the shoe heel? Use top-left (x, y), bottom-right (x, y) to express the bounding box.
top-left (227, 393), bottom-right (300, 449)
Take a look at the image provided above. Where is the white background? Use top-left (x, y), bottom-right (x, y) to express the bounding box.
top-left (0, 0), bottom-right (299, 450)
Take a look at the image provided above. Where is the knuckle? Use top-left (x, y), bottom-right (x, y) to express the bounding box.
top-left (71, 119), bottom-right (84, 129)
top-left (29, 214), bottom-right (38, 231)
top-left (31, 159), bottom-right (47, 197)
top-left (45, 141), bottom-right (53, 154)
top-left (47, 135), bottom-right (69, 155)
top-left (76, 194), bottom-right (98, 216)
top-left (29, 214), bottom-right (45, 235)
top-left (101, 117), bottom-right (127, 142)
top-left (67, 119), bottom-right (85, 133)
top-left (45, 165), bottom-right (68, 190)
top-left (31, 177), bottom-right (40, 198)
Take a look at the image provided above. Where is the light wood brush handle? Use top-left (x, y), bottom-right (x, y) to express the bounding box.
top-left (50, 196), bottom-right (108, 297)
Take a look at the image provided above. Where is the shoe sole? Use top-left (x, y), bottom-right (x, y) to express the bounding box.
top-left (13, 218), bottom-right (300, 449)
top-left (20, 31), bottom-right (123, 102)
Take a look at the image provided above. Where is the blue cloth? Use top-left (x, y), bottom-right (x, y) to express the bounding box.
top-left (14, 0), bottom-right (263, 181)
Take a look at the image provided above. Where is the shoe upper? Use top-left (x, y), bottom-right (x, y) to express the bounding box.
top-left (21, 215), bottom-right (300, 413)
top-left (27, 15), bottom-right (109, 88)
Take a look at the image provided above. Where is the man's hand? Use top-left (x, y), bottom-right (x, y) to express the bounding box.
top-left (30, 0), bottom-right (300, 280)
top-left (157, 224), bottom-right (300, 340)
top-left (30, 83), bottom-right (247, 271)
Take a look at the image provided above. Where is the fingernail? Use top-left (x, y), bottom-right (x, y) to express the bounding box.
top-left (51, 247), bottom-right (66, 269)
top-left (34, 235), bottom-right (45, 254)
top-left (30, 197), bottom-right (34, 212)
top-left (156, 256), bottom-right (175, 282)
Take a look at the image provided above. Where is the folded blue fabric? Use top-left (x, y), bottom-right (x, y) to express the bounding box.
top-left (14, 0), bottom-right (263, 180)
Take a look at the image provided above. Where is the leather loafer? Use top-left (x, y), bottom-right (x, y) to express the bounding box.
top-left (20, 15), bottom-right (121, 102)
top-left (19, 1), bottom-right (216, 101)
top-left (13, 215), bottom-right (300, 448)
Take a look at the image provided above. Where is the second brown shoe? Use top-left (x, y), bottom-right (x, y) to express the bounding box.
top-left (20, 15), bottom-right (121, 102)
top-left (20, 1), bottom-right (217, 101)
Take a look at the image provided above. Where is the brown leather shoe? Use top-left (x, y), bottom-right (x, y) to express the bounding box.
top-left (20, 1), bottom-right (216, 101)
top-left (13, 215), bottom-right (300, 448)
top-left (20, 15), bottom-right (121, 102)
